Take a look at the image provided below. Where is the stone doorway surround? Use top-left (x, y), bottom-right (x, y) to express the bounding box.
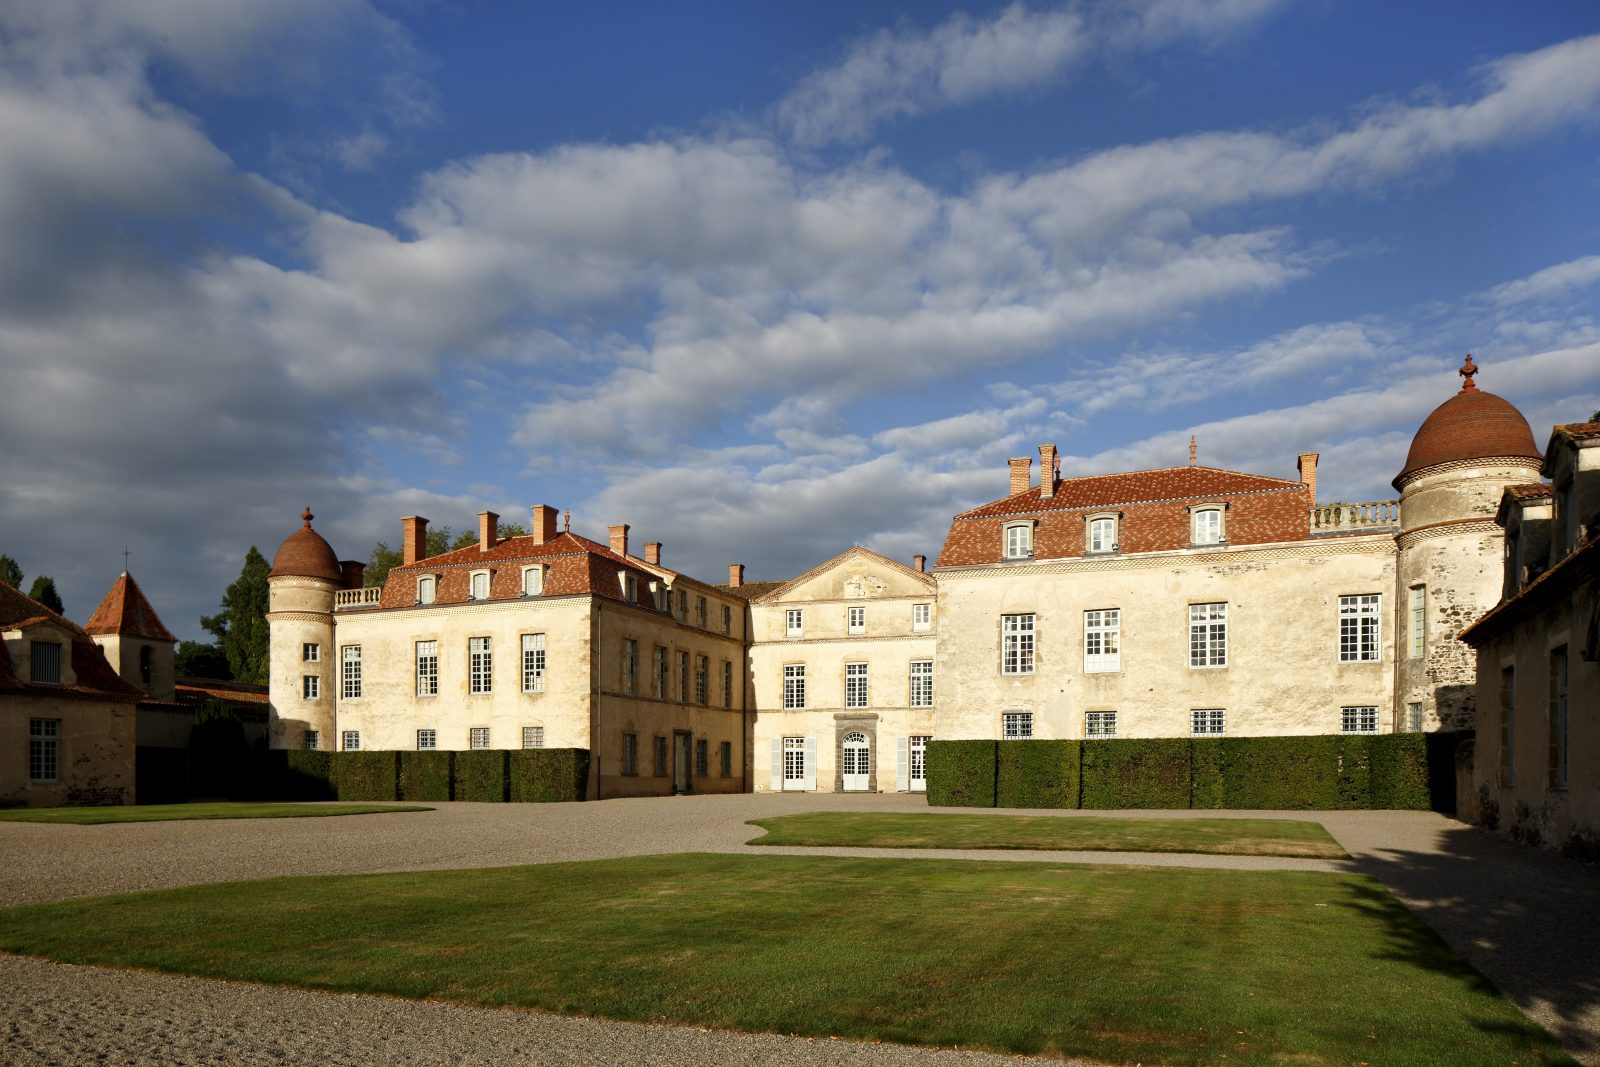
top-left (832, 713), bottom-right (878, 792)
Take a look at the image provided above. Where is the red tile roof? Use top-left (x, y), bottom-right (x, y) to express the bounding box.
top-left (0, 582), bottom-right (142, 701)
top-left (269, 508), bottom-right (344, 583)
top-left (83, 572), bottom-right (178, 642)
top-left (1554, 421), bottom-right (1600, 441)
top-left (1395, 382), bottom-right (1541, 489)
top-left (1505, 483), bottom-right (1553, 500)
top-left (958, 465), bottom-right (1306, 519)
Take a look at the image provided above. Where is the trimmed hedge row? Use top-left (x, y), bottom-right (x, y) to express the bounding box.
top-left (929, 733), bottom-right (1440, 810)
top-left (241, 749), bottom-right (588, 803)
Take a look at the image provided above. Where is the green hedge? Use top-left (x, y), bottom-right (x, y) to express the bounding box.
top-left (1369, 734), bottom-right (1430, 810)
top-left (337, 751), bottom-right (399, 801)
top-left (996, 740), bottom-right (1081, 808)
top-left (1222, 736), bottom-right (1346, 809)
top-left (509, 749), bottom-right (589, 803)
top-left (1081, 738), bottom-right (1191, 809)
top-left (926, 740), bottom-right (997, 807)
top-left (1189, 739), bottom-right (1224, 809)
top-left (454, 750), bottom-right (509, 802)
top-left (283, 750), bottom-right (337, 800)
top-left (398, 751), bottom-right (453, 802)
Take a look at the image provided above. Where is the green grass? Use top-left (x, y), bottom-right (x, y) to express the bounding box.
top-left (0, 802), bottom-right (432, 825)
top-left (747, 811), bottom-right (1348, 858)
top-left (0, 854), bottom-right (1570, 1065)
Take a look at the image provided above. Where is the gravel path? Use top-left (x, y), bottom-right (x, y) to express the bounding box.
top-left (2, 795), bottom-right (1596, 1064)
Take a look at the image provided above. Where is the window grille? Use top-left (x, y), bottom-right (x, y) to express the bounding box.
top-left (303, 730), bottom-right (319, 751)
top-left (342, 730), bottom-right (360, 751)
top-left (1190, 709), bottom-right (1225, 736)
top-left (1340, 706), bottom-right (1378, 734)
top-left (417, 729), bottom-right (436, 750)
top-left (1085, 711), bottom-right (1117, 738)
top-left (523, 726), bottom-right (544, 749)
top-left (470, 727), bottom-right (490, 750)
top-left (1002, 711), bottom-right (1033, 738)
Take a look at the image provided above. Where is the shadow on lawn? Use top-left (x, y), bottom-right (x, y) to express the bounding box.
top-left (1337, 821), bottom-right (1600, 1059)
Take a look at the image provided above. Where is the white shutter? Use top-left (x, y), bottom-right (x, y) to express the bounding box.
top-left (897, 736), bottom-right (909, 792)
top-left (802, 737), bottom-right (817, 791)
top-left (769, 738), bottom-right (783, 792)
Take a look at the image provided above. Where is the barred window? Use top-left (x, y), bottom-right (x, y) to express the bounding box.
top-left (470, 727), bottom-right (490, 750)
top-left (909, 660), bottom-right (933, 708)
top-left (523, 726), bottom-right (544, 749)
top-left (654, 734), bottom-right (667, 776)
top-left (622, 732), bottom-right (638, 775)
top-left (621, 638), bottom-right (637, 695)
top-left (1085, 711), bottom-right (1117, 738)
top-left (417, 728), bottom-right (436, 750)
top-left (341, 645), bottom-right (362, 699)
top-left (783, 663), bottom-right (806, 709)
top-left (1003, 711), bottom-right (1033, 738)
top-left (30, 642), bottom-right (62, 685)
top-left (1341, 706), bottom-right (1378, 734)
top-left (342, 730), bottom-right (360, 751)
top-left (28, 718), bottom-right (59, 781)
top-left (302, 675), bottom-right (319, 700)
top-left (415, 640), bottom-right (438, 697)
top-left (1191, 709), bottom-right (1225, 736)
top-left (303, 730), bottom-right (319, 751)
top-left (1339, 595), bottom-right (1382, 662)
top-left (719, 740), bottom-right (732, 777)
top-left (1084, 609), bottom-right (1120, 672)
top-left (695, 738), bottom-right (708, 776)
top-left (522, 633), bottom-right (546, 693)
top-left (848, 606), bottom-right (865, 635)
top-left (845, 662), bottom-right (868, 708)
top-left (1001, 613), bottom-right (1035, 674)
top-left (1188, 603), bottom-right (1227, 668)
top-left (470, 636), bottom-right (492, 694)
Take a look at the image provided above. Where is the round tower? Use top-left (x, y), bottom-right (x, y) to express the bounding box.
top-left (1393, 356), bottom-right (1542, 731)
top-left (267, 507), bottom-right (343, 750)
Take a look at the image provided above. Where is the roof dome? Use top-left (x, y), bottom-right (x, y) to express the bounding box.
top-left (1393, 356), bottom-right (1541, 490)
top-left (269, 507), bottom-right (343, 582)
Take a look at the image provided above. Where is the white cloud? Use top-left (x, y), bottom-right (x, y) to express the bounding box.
top-left (1484, 255), bottom-right (1600, 306)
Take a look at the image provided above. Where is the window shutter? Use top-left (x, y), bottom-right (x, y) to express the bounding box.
top-left (802, 737), bottom-right (817, 791)
top-left (770, 738), bottom-right (783, 792)
top-left (897, 736), bottom-right (909, 792)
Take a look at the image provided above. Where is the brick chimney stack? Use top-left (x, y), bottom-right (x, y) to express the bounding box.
top-left (478, 510), bottom-right (499, 553)
top-left (530, 505), bottom-right (559, 545)
top-left (644, 542), bottom-right (662, 565)
top-left (339, 560), bottom-right (366, 590)
top-left (1297, 452), bottom-right (1319, 502)
top-left (1008, 457), bottom-right (1031, 496)
top-left (401, 516), bottom-right (428, 565)
top-left (728, 563), bottom-right (744, 587)
top-left (608, 523), bottom-right (630, 558)
top-left (1038, 443), bottom-right (1059, 500)
top-left (913, 554), bottom-right (926, 572)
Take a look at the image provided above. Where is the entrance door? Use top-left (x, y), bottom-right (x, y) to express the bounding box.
top-left (908, 735), bottom-right (929, 792)
top-left (842, 731), bottom-right (870, 791)
top-left (673, 731), bottom-right (692, 793)
top-left (782, 736), bottom-right (807, 791)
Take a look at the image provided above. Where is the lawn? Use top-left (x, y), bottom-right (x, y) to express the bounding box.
top-left (0, 853), bottom-right (1569, 1065)
top-left (0, 802), bottom-right (432, 825)
top-left (746, 811), bottom-right (1347, 858)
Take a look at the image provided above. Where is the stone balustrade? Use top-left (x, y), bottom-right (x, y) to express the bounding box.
top-left (334, 586), bottom-right (383, 610)
top-left (1310, 500), bottom-right (1400, 534)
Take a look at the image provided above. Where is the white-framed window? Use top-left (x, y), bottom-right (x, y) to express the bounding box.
top-left (913, 603), bottom-right (932, 632)
top-left (341, 645), bottom-right (362, 699)
top-left (909, 660), bottom-right (933, 708)
top-left (621, 638), bottom-right (637, 695)
top-left (416, 640), bottom-right (438, 697)
top-left (303, 730), bottom-right (319, 751)
top-left (1191, 506), bottom-right (1224, 545)
top-left (28, 718), bottom-right (59, 781)
top-left (522, 565), bottom-right (545, 596)
top-left (342, 730), bottom-right (361, 751)
top-left (721, 604), bottom-right (732, 634)
top-left (29, 642), bottom-right (61, 685)
top-left (695, 655), bottom-right (708, 705)
top-left (523, 725), bottom-right (544, 749)
top-left (417, 728), bottom-right (436, 750)
top-left (696, 596), bottom-right (707, 627)
top-left (469, 636), bottom-right (492, 694)
top-left (622, 732), bottom-right (638, 775)
top-left (522, 633), bottom-right (546, 693)
top-left (302, 675), bottom-right (319, 700)
top-left (1339, 594), bottom-right (1382, 663)
top-left (1084, 609), bottom-right (1120, 672)
top-left (783, 663), bottom-right (806, 709)
top-left (786, 609), bottom-right (803, 637)
top-left (654, 646), bottom-right (669, 699)
top-left (302, 642), bottom-right (320, 663)
top-left (1188, 603), bottom-right (1227, 668)
top-left (1408, 586), bottom-right (1425, 659)
top-left (1001, 613), bottom-right (1036, 674)
top-left (470, 726), bottom-right (490, 750)
top-left (1087, 515), bottom-right (1117, 554)
top-left (722, 660), bottom-right (733, 708)
top-left (1341, 706), bottom-right (1378, 734)
top-left (847, 606), bottom-right (866, 635)
top-left (1551, 645), bottom-right (1568, 790)
top-left (470, 571), bottom-right (490, 600)
top-left (417, 575), bottom-right (436, 605)
top-left (1085, 711), bottom-right (1117, 738)
top-left (1003, 521), bottom-right (1033, 559)
top-left (620, 572), bottom-right (638, 604)
top-left (1191, 709), bottom-right (1225, 736)
top-left (1406, 701), bottom-right (1424, 733)
top-left (845, 662), bottom-right (868, 708)
top-left (1003, 711), bottom-right (1033, 739)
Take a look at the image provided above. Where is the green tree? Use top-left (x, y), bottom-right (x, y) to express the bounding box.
top-left (1591, 409), bottom-right (1599, 423)
top-left (201, 547), bottom-right (271, 685)
top-left (176, 640), bottom-right (232, 680)
top-left (0, 555), bottom-right (21, 589)
top-left (27, 576), bottom-right (63, 614)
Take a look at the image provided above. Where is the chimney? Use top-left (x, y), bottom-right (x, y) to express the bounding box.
top-left (530, 505), bottom-right (559, 545)
top-left (1297, 452), bottom-right (1319, 502)
top-left (478, 510), bottom-right (499, 553)
top-left (401, 516), bottom-right (428, 566)
top-left (644, 542), bottom-right (662, 566)
top-left (1008, 457), bottom-right (1031, 496)
top-left (608, 523), bottom-right (630, 558)
top-left (1038, 443), bottom-right (1059, 500)
top-left (339, 560), bottom-right (366, 590)
top-left (913, 554), bottom-right (926, 572)
top-left (728, 563), bottom-right (744, 587)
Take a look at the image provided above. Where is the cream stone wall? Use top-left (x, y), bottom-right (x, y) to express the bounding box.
top-left (935, 536), bottom-right (1396, 741)
top-left (3, 621), bottom-right (80, 687)
top-left (1, 694), bottom-right (135, 806)
top-left (92, 634), bottom-right (175, 701)
top-left (266, 575), bottom-right (337, 749)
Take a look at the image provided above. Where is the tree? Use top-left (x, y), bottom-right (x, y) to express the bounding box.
top-left (27, 576), bottom-right (62, 614)
top-left (201, 547), bottom-right (271, 685)
top-left (0, 555), bottom-right (21, 589)
top-left (1591, 409), bottom-right (1599, 423)
top-left (176, 640), bottom-right (232, 680)
top-left (363, 522), bottom-right (528, 588)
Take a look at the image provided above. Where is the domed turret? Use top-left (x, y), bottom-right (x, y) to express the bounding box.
top-left (1393, 356), bottom-right (1541, 490)
top-left (266, 506), bottom-right (339, 751)
top-left (269, 507), bottom-right (343, 582)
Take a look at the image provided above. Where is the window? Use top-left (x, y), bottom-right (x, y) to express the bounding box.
top-left (654, 645), bottom-right (669, 699)
top-left (621, 638), bottom-right (637, 695)
top-left (139, 645), bottom-right (153, 685)
top-left (417, 576), bottom-right (436, 605)
top-left (342, 730), bottom-right (360, 751)
top-left (302, 675), bottom-right (319, 700)
top-left (845, 662), bottom-right (868, 708)
top-left (1408, 586), bottom-right (1425, 659)
top-left (1088, 515), bottom-right (1116, 554)
top-left (721, 604), bottom-right (732, 634)
top-left (1407, 702), bottom-right (1424, 733)
top-left (1339, 594), bottom-right (1382, 663)
top-left (304, 730), bottom-right (319, 751)
top-left (909, 660), bottom-right (934, 708)
top-left (1084, 609), bottom-right (1120, 672)
top-left (622, 732), bottom-right (638, 775)
top-left (783, 664), bottom-right (806, 709)
top-left (1550, 647), bottom-right (1568, 790)
top-left (417, 729), bottom-right (436, 750)
top-left (722, 660), bottom-right (733, 708)
top-left (1191, 507), bottom-right (1223, 545)
top-left (522, 566), bottom-right (544, 596)
top-left (470, 571), bottom-right (490, 600)
top-left (523, 726), bottom-right (544, 749)
top-left (786, 609), bottom-right (803, 637)
top-left (654, 735), bottom-right (668, 776)
top-left (720, 740), bottom-right (732, 777)
top-left (1001, 613), bottom-right (1035, 674)
top-left (1341, 706), bottom-right (1378, 734)
top-left (28, 718), bottom-right (59, 781)
top-left (1003, 521), bottom-right (1033, 559)
top-left (522, 634), bottom-right (545, 693)
top-left (1191, 709), bottom-right (1225, 736)
top-left (1085, 711), bottom-right (1117, 738)
top-left (470, 727), bottom-right (490, 750)
top-left (620, 572), bottom-right (638, 604)
top-left (695, 654), bottom-right (708, 705)
top-left (913, 603), bottom-right (931, 632)
top-left (470, 636), bottom-right (492, 694)
top-left (1003, 711), bottom-right (1033, 739)
top-left (677, 589), bottom-right (687, 618)
top-left (695, 738), bottom-right (708, 776)
top-left (696, 596), bottom-right (707, 627)
top-left (1500, 667), bottom-right (1515, 785)
top-left (1188, 603), bottom-right (1227, 668)
top-left (416, 640), bottom-right (438, 696)
top-left (341, 645), bottom-right (362, 699)
top-left (677, 650), bottom-right (690, 703)
top-left (302, 642), bottom-right (319, 663)
top-left (847, 606), bottom-right (866, 635)
top-left (29, 642), bottom-right (61, 685)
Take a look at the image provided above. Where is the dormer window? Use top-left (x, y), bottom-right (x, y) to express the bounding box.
top-left (417, 575), bottom-right (436, 605)
top-left (651, 581), bottom-right (669, 612)
top-left (1190, 505), bottom-right (1225, 546)
top-left (620, 572), bottom-right (638, 604)
top-left (30, 642), bottom-right (62, 686)
top-left (469, 571), bottom-right (491, 600)
top-left (1087, 515), bottom-right (1117, 554)
top-left (521, 565), bottom-right (545, 597)
top-left (1002, 520), bottom-right (1034, 560)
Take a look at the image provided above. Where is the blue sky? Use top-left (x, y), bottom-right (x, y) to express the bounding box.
top-left (1, 1), bottom-right (1598, 641)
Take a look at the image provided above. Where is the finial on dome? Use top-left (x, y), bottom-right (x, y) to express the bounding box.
top-left (301, 506), bottom-right (314, 528)
top-left (1459, 354), bottom-right (1478, 392)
